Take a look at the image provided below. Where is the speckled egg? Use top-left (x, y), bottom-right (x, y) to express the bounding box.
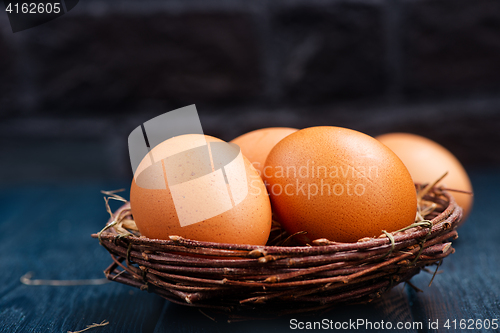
top-left (231, 127), bottom-right (298, 177)
top-left (130, 134), bottom-right (272, 245)
top-left (376, 132), bottom-right (473, 222)
top-left (263, 126), bottom-right (417, 244)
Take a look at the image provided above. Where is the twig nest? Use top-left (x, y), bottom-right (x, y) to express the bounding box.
top-left (93, 187), bottom-right (462, 319)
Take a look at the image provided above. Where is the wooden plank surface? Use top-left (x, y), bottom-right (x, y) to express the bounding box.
top-left (0, 185), bottom-right (165, 333)
top-left (0, 169), bottom-right (499, 332)
top-left (407, 170), bottom-right (500, 333)
top-left (151, 284), bottom-right (418, 333)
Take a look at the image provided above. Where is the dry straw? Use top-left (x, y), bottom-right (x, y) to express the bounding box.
top-left (92, 183), bottom-right (462, 320)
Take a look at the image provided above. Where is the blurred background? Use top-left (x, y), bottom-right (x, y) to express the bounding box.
top-left (1, 0), bottom-right (500, 185)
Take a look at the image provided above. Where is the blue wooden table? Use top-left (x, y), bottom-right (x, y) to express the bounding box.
top-left (1, 169), bottom-right (499, 333)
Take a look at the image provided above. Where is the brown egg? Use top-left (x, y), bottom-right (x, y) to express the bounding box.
top-left (376, 132), bottom-right (473, 222)
top-left (231, 127), bottom-right (298, 177)
top-left (264, 126), bottom-right (417, 244)
top-left (130, 134), bottom-right (272, 245)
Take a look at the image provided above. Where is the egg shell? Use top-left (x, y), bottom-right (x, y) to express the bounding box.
top-left (130, 134), bottom-right (272, 245)
top-left (264, 126), bottom-right (417, 244)
top-left (376, 132), bottom-right (473, 221)
top-left (231, 127), bottom-right (298, 177)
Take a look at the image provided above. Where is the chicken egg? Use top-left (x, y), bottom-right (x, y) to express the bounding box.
top-left (231, 127), bottom-right (298, 177)
top-left (264, 126), bottom-right (417, 244)
top-left (376, 132), bottom-right (473, 222)
top-left (130, 134), bottom-right (272, 245)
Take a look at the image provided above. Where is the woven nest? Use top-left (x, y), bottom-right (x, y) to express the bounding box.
top-left (92, 184), bottom-right (462, 320)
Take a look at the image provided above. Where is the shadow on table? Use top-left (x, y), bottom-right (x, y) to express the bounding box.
top-left (153, 284), bottom-right (417, 333)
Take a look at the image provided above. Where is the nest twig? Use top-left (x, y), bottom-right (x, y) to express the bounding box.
top-left (91, 185), bottom-right (462, 319)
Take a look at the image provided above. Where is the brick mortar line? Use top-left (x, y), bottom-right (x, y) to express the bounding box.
top-left (2, 96), bottom-right (500, 139)
top-left (69, 0), bottom-right (384, 15)
top-left (74, 1), bottom-right (265, 16)
top-left (273, 0), bottom-right (386, 8)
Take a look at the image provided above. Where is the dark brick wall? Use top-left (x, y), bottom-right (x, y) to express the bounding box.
top-left (273, 3), bottom-right (386, 104)
top-left (3, 0), bottom-right (500, 112)
top-left (24, 12), bottom-right (262, 115)
top-left (1, 0), bottom-right (500, 182)
top-left (403, 0), bottom-right (500, 97)
top-left (3, 0), bottom-right (500, 110)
